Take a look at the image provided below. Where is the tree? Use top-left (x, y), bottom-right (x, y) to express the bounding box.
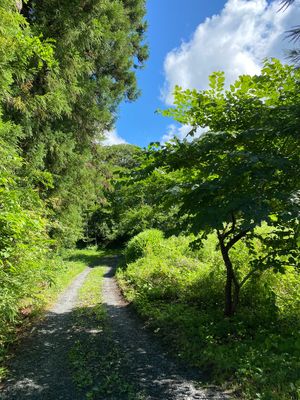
top-left (151, 59), bottom-right (300, 316)
top-left (83, 144), bottom-right (182, 246)
top-left (2, 0), bottom-right (148, 246)
top-left (0, 1), bottom-right (55, 330)
top-left (83, 144), bottom-right (144, 245)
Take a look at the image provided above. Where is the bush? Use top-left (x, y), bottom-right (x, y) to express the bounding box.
top-left (0, 134), bottom-right (53, 367)
top-left (124, 229), bottom-right (164, 263)
top-left (118, 230), bottom-right (300, 400)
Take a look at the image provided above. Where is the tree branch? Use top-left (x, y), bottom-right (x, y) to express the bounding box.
top-left (279, 0), bottom-right (295, 12)
top-left (226, 229), bottom-right (249, 251)
top-left (221, 212), bottom-right (236, 240)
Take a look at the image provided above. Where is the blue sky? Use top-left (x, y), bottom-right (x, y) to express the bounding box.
top-left (115, 1), bottom-right (226, 147)
top-left (105, 0), bottom-right (300, 147)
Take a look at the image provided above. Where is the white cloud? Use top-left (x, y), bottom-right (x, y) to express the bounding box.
top-left (161, 124), bottom-right (204, 144)
top-left (102, 129), bottom-right (127, 146)
top-left (161, 124), bottom-right (189, 143)
top-left (162, 0), bottom-right (300, 104)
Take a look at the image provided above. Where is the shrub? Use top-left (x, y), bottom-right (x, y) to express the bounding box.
top-left (124, 229), bottom-right (164, 263)
top-left (118, 230), bottom-right (300, 400)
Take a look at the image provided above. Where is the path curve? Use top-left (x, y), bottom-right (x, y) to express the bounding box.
top-left (1, 268), bottom-right (91, 400)
top-left (102, 256), bottom-right (230, 400)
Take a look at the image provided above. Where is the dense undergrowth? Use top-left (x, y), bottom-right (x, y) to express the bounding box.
top-left (117, 229), bottom-right (300, 400)
top-left (0, 248), bottom-right (99, 380)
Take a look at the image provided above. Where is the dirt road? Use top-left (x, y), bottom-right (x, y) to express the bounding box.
top-left (1, 254), bottom-right (230, 400)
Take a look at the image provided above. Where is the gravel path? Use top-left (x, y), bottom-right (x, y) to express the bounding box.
top-left (102, 256), bottom-right (230, 400)
top-left (1, 268), bottom-right (91, 400)
top-left (1, 254), bottom-right (231, 400)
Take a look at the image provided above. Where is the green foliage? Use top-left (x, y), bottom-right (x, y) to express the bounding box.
top-left (83, 144), bottom-right (145, 245)
top-left (118, 231), bottom-right (300, 400)
top-left (0, 2), bottom-right (56, 362)
top-left (83, 144), bottom-right (181, 246)
top-left (152, 59), bottom-right (300, 315)
top-left (161, 59), bottom-right (299, 234)
top-left (0, 134), bottom-right (50, 347)
top-left (124, 229), bottom-right (165, 264)
top-left (114, 165), bottom-right (184, 240)
top-left (0, 0), bottom-right (148, 247)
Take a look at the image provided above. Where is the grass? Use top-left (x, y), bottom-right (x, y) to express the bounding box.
top-left (117, 230), bottom-right (300, 400)
top-left (68, 257), bottom-right (145, 400)
top-left (0, 247), bottom-right (104, 381)
top-left (40, 248), bottom-right (98, 308)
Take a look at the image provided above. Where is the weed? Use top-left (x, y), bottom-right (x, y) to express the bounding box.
top-left (69, 265), bottom-right (145, 399)
top-left (118, 232), bottom-right (300, 400)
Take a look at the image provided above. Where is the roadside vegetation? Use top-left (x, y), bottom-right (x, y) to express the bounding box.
top-left (117, 229), bottom-right (300, 400)
top-left (0, 1), bottom-right (299, 398)
top-left (115, 58), bottom-right (299, 400)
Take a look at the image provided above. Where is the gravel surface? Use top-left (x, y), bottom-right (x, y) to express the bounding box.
top-left (1, 254), bottom-right (231, 400)
top-left (1, 268), bottom-right (91, 400)
top-left (102, 256), bottom-right (230, 400)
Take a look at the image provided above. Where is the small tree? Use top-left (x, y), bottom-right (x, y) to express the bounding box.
top-left (153, 59), bottom-right (299, 316)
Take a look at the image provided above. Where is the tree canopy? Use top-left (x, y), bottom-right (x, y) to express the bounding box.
top-left (143, 59), bottom-right (300, 315)
top-left (1, 0), bottom-right (148, 247)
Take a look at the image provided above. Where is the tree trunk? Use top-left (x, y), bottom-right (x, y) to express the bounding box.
top-left (218, 233), bottom-right (239, 317)
top-left (224, 263), bottom-right (233, 317)
top-left (20, 0), bottom-right (32, 19)
top-left (232, 281), bottom-right (240, 315)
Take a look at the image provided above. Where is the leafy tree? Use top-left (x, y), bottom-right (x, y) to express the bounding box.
top-left (83, 144), bottom-right (181, 246)
top-left (0, 1), bottom-right (56, 334)
top-left (150, 59), bottom-right (300, 316)
top-left (2, 0), bottom-right (148, 246)
top-left (82, 144), bottom-right (142, 245)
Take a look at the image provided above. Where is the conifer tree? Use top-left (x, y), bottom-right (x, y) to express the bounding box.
top-left (2, 0), bottom-right (148, 245)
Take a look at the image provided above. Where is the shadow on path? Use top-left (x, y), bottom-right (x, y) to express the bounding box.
top-left (101, 258), bottom-right (230, 400)
top-left (1, 312), bottom-right (83, 400)
top-left (1, 255), bottom-right (230, 400)
top-left (66, 253), bottom-right (115, 268)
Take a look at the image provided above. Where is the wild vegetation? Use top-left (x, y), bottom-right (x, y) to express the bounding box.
top-left (0, 0), bottom-right (147, 369)
top-left (118, 229), bottom-right (300, 400)
top-left (0, 1), bottom-right (299, 399)
top-left (116, 59), bottom-right (300, 399)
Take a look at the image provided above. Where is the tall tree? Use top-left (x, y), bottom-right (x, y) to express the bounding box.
top-left (2, 0), bottom-right (148, 246)
top-left (0, 0), bottom-right (55, 331)
top-left (152, 59), bottom-right (300, 316)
